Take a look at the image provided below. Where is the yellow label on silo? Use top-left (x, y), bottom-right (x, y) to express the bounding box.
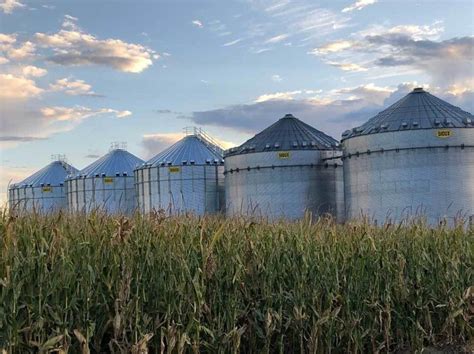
top-left (103, 177), bottom-right (114, 184)
top-left (436, 129), bottom-right (452, 138)
top-left (42, 187), bottom-right (52, 192)
top-left (278, 151), bottom-right (290, 159)
top-left (169, 166), bottom-right (181, 173)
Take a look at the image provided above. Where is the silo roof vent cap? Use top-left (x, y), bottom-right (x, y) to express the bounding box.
top-left (413, 87), bottom-right (424, 92)
top-left (283, 113), bottom-right (294, 118)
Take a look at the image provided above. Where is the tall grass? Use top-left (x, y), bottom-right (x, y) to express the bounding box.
top-left (0, 211), bottom-right (472, 353)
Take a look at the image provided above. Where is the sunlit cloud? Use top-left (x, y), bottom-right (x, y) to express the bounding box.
top-left (0, 73), bottom-right (43, 99)
top-left (0, 0), bottom-right (25, 14)
top-left (34, 16), bottom-right (157, 73)
top-left (342, 0), bottom-right (377, 13)
top-left (192, 20), bottom-right (204, 28)
top-left (49, 78), bottom-right (98, 96)
top-left (223, 38), bottom-right (243, 47)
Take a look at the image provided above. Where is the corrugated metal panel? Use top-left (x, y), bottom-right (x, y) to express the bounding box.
top-left (342, 88), bottom-right (474, 140)
top-left (75, 149), bottom-right (144, 177)
top-left (225, 114), bottom-right (339, 157)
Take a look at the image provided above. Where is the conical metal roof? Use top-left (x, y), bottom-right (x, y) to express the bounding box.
top-left (75, 149), bottom-right (144, 177)
top-left (144, 135), bottom-right (224, 167)
top-left (12, 160), bottom-right (78, 187)
top-left (225, 113), bottom-right (339, 157)
top-left (342, 88), bottom-right (474, 140)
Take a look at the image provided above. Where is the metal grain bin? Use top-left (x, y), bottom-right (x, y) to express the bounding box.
top-left (66, 144), bottom-right (144, 214)
top-left (135, 128), bottom-right (224, 215)
top-left (225, 114), bottom-right (343, 220)
top-left (8, 155), bottom-right (78, 213)
top-left (341, 88), bottom-right (474, 224)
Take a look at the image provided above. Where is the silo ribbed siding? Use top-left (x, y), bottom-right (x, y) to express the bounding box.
top-left (135, 135), bottom-right (225, 215)
top-left (341, 88), bottom-right (474, 224)
top-left (225, 114), bottom-right (344, 220)
top-left (8, 160), bottom-right (78, 214)
top-left (66, 149), bottom-right (144, 214)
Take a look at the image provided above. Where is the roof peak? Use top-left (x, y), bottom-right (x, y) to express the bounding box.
top-left (411, 87), bottom-right (425, 93)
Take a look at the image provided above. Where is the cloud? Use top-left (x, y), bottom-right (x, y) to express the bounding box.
top-left (312, 22), bottom-right (473, 90)
top-left (0, 0), bottom-right (25, 14)
top-left (0, 73), bottom-right (44, 100)
top-left (1, 38), bottom-right (36, 60)
top-left (310, 40), bottom-right (355, 54)
top-left (22, 65), bottom-right (47, 77)
top-left (334, 83), bottom-right (393, 105)
top-left (223, 38), bottom-right (243, 46)
top-left (327, 61), bottom-right (367, 72)
top-left (342, 0), bottom-right (377, 13)
top-left (142, 133), bottom-right (184, 159)
top-left (49, 77), bottom-right (98, 96)
top-left (192, 20), bottom-right (203, 28)
top-left (254, 90), bottom-right (302, 103)
top-left (186, 83), bottom-right (459, 139)
top-left (0, 166), bottom-right (36, 205)
top-left (265, 34), bottom-right (289, 44)
top-left (34, 17), bottom-right (157, 73)
top-left (40, 106), bottom-right (131, 121)
top-left (0, 102), bottom-right (133, 150)
top-left (271, 74), bottom-right (283, 82)
top-left (189, 96), bottom-right (381, 138)
top-left (0, 136), bottom-right (47, 142)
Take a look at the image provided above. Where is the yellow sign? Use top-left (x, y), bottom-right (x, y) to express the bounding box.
top-left (169, 166), bottom-right (181, 173)
top-left (42, 186), bottom-right (52, 192)
top-left (436, 129), bottom-right (452, 138)
top-left (103, 177), bottom-right (114, 184)
top-left (278, 151), bottom-right (290, 159)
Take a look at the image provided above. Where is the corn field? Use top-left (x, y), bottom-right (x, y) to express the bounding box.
top-left (0, 211), bottom-right (472, 353)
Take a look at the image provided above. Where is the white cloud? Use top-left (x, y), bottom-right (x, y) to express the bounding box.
top-left (255, 90), bottom-right (302, 102)
top-left (192, 20), bottom-right (203, 28)
top-left (22, 65), bottom-right (47, 77)
top-left (223, 38), bottom-right (243, 47)
top-left (271, 74), bottom-right (283, 82)
top-left (0, 166), bottom-right (36, 204)
top-left (49, 77), bottom-right (96, 96)
top-left (310, 40), bottom-right (355, 54)
top-left (5, 41), bottom-right (36, 60)
top-left (342, 0), bottom-right (377, 13)
top-left (0, 74), bottom-right (43, 100)
top-left (0, 0), bottom-right (25, 14)
top-left (265, 34), bottom-right (289, 44)
top-left (0, 33), bottom-right (16, 44)
top-left (327, 61), bottom-right (367, 72)
top-left (34, 18), bottom-right (157, 73)
top-left (0, 57), bottom-right (9, 64)
top-left (142, 132), bottom-right (184, 158)
top-left (40, 106), bottom-right (132, 121)
top-left (334, 83), bottom-right (393, 105)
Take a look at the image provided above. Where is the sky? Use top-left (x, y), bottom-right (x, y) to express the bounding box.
top-left (0, 0), bottom-right (473, 204)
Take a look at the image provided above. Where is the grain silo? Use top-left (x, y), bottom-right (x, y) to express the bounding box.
top-left (8, 155), bottom-right (78, 213)
top-left (225, 114), bottom-right (344, 220)
top-left (66, 143), bottom-right (144, 214)
top-left (135, 128), bottom-right (225, 215)
top-left (341, 87), bottom-right (474, 224)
